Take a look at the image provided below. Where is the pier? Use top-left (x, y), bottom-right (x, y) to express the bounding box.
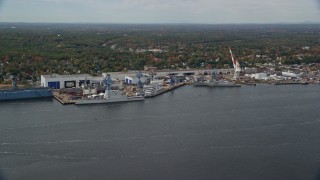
top-left (145, 83), bottom-right (186, 98)
top-left (53, 83), bottom-right (186, 104)
top-left (53, 90), bottom-right (76, 105)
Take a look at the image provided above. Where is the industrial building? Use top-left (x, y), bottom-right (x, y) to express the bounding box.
top-left (125, 75), bottom-right (147, 85)
top-left (41, 68), bottom-right (245, 89)
top-left (41, 74), bottom-right (103, 89)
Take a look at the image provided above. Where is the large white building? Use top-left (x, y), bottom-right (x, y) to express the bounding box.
top-left (251, 73), bottom-right (269, 80)
top-left (41, 74), bottom-right (103, 89)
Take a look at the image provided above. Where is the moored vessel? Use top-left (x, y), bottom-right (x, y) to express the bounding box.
top-left (0, 77), bottom-right (52, 101)
top-left (143, 80), bottom-right (164, 97)
top-left (0, 88), bottom-right (53, 101)
top-left (75, 90), bottom-right (144, 105)
top-left (193, 69), bottom-right (241, 87)
top-left (75, 74), bottom-right (144, 105)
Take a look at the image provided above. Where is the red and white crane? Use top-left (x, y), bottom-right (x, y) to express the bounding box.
top-left (229, 47), bottom-right (241, 80)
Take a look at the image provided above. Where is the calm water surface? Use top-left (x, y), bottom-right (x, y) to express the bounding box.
top-left (1, 84), bottom-right (320, 180)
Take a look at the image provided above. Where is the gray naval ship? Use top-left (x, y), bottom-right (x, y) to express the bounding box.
top-left (193, 69), bottom-right (241, 87)
top-left (75, 74), bottom-right (144, 105)
top-left (0, 76), bottom-right (52, 101)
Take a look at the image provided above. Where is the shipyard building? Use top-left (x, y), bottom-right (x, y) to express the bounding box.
top-left (41, 68), bottom-right (243, 89)
top-left (41, 74), bottom-right (103, 89)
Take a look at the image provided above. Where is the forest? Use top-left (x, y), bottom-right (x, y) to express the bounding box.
top-left (0, 23), bottom-right (320, 83)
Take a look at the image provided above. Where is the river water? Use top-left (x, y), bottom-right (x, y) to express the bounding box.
top-left (0, 84), bottom-right (320, 180)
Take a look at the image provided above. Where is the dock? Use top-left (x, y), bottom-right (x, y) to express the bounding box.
top-left (145, 83), bottom-right (186, 98)
top-left (53, 90), bottom-right (76, 105)
top-left (53, 82), bottom-right (186, 104)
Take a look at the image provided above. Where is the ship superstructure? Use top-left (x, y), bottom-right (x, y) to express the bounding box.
top-left (193, 69), bottom-right (241, 87)
top-left (143, 80), bottom-right (164, 97)
top-left (75, 74), bottom-right (144, 105)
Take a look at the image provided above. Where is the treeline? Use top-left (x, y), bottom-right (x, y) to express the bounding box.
top-left (1, 23), bottom-right (320, 82)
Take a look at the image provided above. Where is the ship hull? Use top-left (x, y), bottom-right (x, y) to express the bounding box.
top-left (273, 82), bottom-right (309, 85)
top-left (75, 96), bottom-right (144, 105)
top-left (208, 83), bottom-right (241, 87)
top-left (0, 88), bottom-right (53, 101)
top-left (193, 82), bottom-right (241, 87)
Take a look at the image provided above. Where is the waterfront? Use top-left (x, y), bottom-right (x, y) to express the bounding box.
top-left (1, 84), bottom-right (320, 180)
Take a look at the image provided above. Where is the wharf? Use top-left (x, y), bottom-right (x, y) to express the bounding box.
top-left (54, 83), bottom-right (186, 103)
top-left (145, 83), bottom-right (186, 98)
top-left (53, 90), bottom-right (76, 105)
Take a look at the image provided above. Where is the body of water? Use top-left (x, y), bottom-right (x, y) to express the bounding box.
top-left (1, 84), bottom-right (320, 180)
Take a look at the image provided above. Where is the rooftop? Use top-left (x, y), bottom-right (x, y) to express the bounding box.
top-left (41, 74), bottom-right (92, 79)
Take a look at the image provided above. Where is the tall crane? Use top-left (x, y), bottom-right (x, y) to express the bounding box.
top-left (10, 75), bottom-right (18, 89)
top-left (211, 69), bottom-right (218, 82)
top-left (103, 74), bottom-right (112, 91)
top-left (229, 47), bottom-right (241, 80)
top-left (103, 74), bottom-right (113, 98)
top-left (170, 75), bottom-right (176, 86)
top-left (136, 71), bottom-right (144, 88)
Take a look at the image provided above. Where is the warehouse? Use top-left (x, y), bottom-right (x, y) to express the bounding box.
top-left (124, 75), bottom-right (147, 85)
top-left (41, 74), bottom-right (103, 89)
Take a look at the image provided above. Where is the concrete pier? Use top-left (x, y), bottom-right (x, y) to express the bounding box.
top-left (145, 83), bottom-right (186, 98)
top-left (53, 90), bottom-right (76, 105)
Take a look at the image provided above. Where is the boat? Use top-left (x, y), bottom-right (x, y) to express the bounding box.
top-left (193, 81), bottom-right (210, 87)
top-left (75, 90), bottom-right (144, 105)
top-left (240, 81), bottom-right (257, 86)
top-left (273, 81), bottom-right (309, 85)
top-left (193, 69), bottom-right (241, 87)
top-left (143, 82), bottom-right (164, 97)
top-left (208, 80), bottom-right (241, 87)
top-left (244, 83), bottom-right (256, 86)
top-left (194, 80), bottom-right (241, 87)
top-left (0, 87), bottom-right (53, 101)
top-left (0, 77), bottom-right (52, 101)
top-left (75, 74), bottom-right (144, 105)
